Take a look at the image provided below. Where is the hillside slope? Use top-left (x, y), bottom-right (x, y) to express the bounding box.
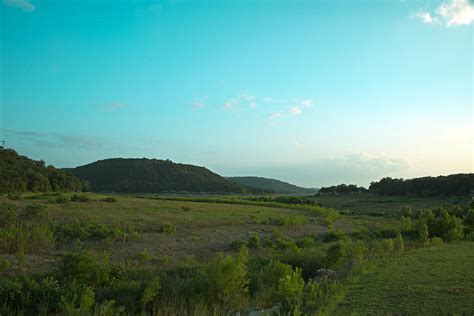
top-left (71, 158), bottom-right (263, 194)
top-left (227, 176), bottom-right (318, 195)
top-left (0, 148), bottom-right (87, 193)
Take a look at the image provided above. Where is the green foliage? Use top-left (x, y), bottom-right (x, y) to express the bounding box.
top-left (0, 224), bottom-right (54, 254)
top-left (417, 220), bottom-right (430, 243)
top-left (160, 222), bottom-right (176, 234)
top-left (276, 215), bottom-right (309, 227)
top-left (55, 220), bottom-right (139, 243)
top-left (0, 203), bottom-right (18, 227)
top-left (276, 267), bottom-right (305, 314)
top-left (325, 239), bottom-right (367, 269)
top-left (319, 184), bottom-right (366, 195)
top-left (21, 203), bottom-right (48, 222)
top-left (6, 192), bottom-right (22, 200)
top-left (393, 233), bottom-right (405, 254)
top-left (205, 247), bottom-right (249, 310)
top-left (181, 206), bottom-right (192, 212)
top-left (400, 206), bottom-right (413, 218)
top-left (101, 197), bottom-right (117, 203)
top-left (248, 233), bottom-right (260, 249)
top-left (369, 174), bottom-right (474, 196)
top-left (71, 194), bottom-right (91, 202)
top-left (0, 149), bottom-right (87, 193)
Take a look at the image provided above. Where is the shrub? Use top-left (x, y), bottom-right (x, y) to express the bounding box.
top-left (276, 267), bottom-right (305, 314)
top-left (0, 203), bottom-right (18, 227)
top-left (400, 206), bottom-right (413, 218)
top-left (393, 233), bottom-right (405, 254)
top-left (325, 239), bottom-right (366, 269)
top-left (429, 237), bottom-right (444, 246)
top-left (323, 231), bottom-right (345, 243)
top-left (7, 193), bottom-right (22, 200)
top-left (248, 233), bottom-right (260, 249)
top-left (70, 194), bottom-right (91, 203)
top-left (102, 197), bottom-right (117, 203)
top-left (181, 206), bottom-right (192, 212)
top-left (230, 239), bottom-right (248, 251)
top-left (296, 236), bottom-right (316, 248)
top-left (21, 204), bottom-right (48, 222)
top-left (205, 247), bottom-right (249, 310)
top-left (277, 215), bottom-right (309, 227)
top-left (417, 220), bottom-right (429, 243)
top-left (54, 196), bottom-right (69, 204)
top-left (160, 222), bottom-right (176, 234)
top-left (55, 220), bottom-right (139, 243)
top-left (60, 252), bottom-right (111, 286)
top-left (0, 224), bottom-right (54, 254)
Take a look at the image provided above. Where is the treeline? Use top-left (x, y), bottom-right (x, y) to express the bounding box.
top-left (318, 184), bottom-right (367, 195)
top-left (71, 158), bottom-right (268, 194)
top-left (369, 174), bottom-right (474, 197)
top-left (0, 149), bottom-right (88, 193)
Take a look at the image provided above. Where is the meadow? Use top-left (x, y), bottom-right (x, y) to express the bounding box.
top-left (0, 192), bottom-right (472, 315)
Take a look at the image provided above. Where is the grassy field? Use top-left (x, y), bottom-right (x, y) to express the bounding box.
top-left (0, 192), bottom-right (472, 314)
top-left (339, 242), bottom-right (474, 314)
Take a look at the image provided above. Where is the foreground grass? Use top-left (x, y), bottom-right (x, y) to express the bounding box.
top-left (339, 242), bottom-right (474, 314)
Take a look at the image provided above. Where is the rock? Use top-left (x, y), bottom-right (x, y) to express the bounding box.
top-left (315, 268), bottom-right (335, 280)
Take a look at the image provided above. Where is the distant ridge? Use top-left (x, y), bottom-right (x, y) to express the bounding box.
top-left (70, 158), bottom-right (268, 194)
top-left (227, 176), bottom-right (318, 195)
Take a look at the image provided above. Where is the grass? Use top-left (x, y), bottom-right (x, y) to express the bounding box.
top-left (312, 193), bottom-right (470, 216)
top-left (339, 241), bottom-right (474, 314)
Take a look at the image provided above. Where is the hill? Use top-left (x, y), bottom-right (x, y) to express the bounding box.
top-left (227, 176), bottom-right (318, 195)
top-left (0, 148), bottom-right (87, 193)
top-left (70, 158), bottom-right (265, 194)
top-left (369, 174), bottom-right (474, 196)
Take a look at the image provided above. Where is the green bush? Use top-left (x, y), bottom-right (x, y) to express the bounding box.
top-left (160, 222), bottom-right (176, 234)
top-left (55, 220), bottom-right (139, 243)
top-left (0, 224), bottom-right (54, 254)
top-left (21, 204), bottom-right (48, 222)
top-left (325, 239), bottom-right (366, 269)
top-left (277, 215), bottom-right (309, 227)
top-left (230, 239), bottom-right (248, 251)
top-left (248, 233), bottom-right (260, 249)
top-left (276, 267), bottom-right (305, 314)
top-left (102, 197), bottom-right (118, 203)
top-left (393, 233), bottom-right (405, 254)
top-left (181, 206), bottom-right (192, 212)
top-left (70, 194), bottom-right (91, 203)
top-left (0, 203), bottom-right (18, 227)
top-left (7, 193), bottom-right (22, 200)
top-left (53, 196), bottom-right (69, 204)
top-left (205, 247), bottom-right (249, 310)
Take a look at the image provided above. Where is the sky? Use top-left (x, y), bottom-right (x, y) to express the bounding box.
top-left (1, 0), bottom-right (473, 187)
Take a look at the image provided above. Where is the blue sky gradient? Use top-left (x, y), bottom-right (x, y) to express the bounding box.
top-left (1, 0), bottom-right (472, 187)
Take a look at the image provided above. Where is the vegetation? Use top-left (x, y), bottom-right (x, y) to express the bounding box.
top-left (70, 158), bottom-right (269, 194)
top-left (319, 184), bottom-right (366, 195)
top-left (369, 173), bottom-right (474, 196)
top-left (0, 149), bottom-right (88, 193)
top-left (227, 176), bottom-right (318, 194)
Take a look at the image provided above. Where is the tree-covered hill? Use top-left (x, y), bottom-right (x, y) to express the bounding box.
top-left (70, 158), bottom-right (266, 194)
top-left (0, 149), bottom-right (87, 193)
top-left (369, 174), bottom-right (474, 196)
top-left (227, 176), bottom-right (318, 195)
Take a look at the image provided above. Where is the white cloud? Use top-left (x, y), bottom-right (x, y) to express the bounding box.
top-left (300, 99), bottom-right (314, 107)
top-left (413, 11), bottom-right (434, 24)
top-left (413, 0), bottom-right (474, 26)
top-left (249, 102), bottom-right (257, 109)
top-left (223, 99), bottom-right (239, 111)
top-left (289, 107), bottom-right (302, 115)
top-left (437, 0), bottom-right (474, 26)
top-left (3, 0), bottom-right (35, 11)
top-left (268, 112), bottom-right (285, 119)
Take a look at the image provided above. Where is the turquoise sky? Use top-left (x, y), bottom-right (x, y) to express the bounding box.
top-left (1, 0), bottom-right (472, 187)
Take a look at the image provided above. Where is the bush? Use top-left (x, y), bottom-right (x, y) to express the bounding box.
top-left (160, 222), bottom-right (176, 234)
top-left (7, 193), bottom-right (22, 200)
top-left (325, 239), bottom-right (366, 269)
top-left (429, 237), bottom-right (444, 246)
top-left (60, 252), bottom-right (111, 286)
top-left (0, 203), bottom-right (18, 227)
top-left (230, 239), bottom-right (248, 251)
top-left (393, 233), bottom-right (405, 254)
top-left (70, 194), bottom-right (91, 203)
top-left (54, 196), bottom-right (69, 204)
top-left (55, 220), bottom-right (139, 243)
top-left (205, 248), bottom-right (249, 310)
top-left (323, 231), bottom-right (345, 243)
top-left (102, 197), bottom-right (117, 203)
top-left (248, 233), bottom-right (260, 249)
top-left (181, 206), bottom-right (191, 212)
top-left (276, 267), bottom-right (305, 314)
top-left (277, 215), bottom-right (309, 227)
top-left (21, 204), bottom-right (48, 222)
top-left (0, 224), bottom-right (54, 254)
